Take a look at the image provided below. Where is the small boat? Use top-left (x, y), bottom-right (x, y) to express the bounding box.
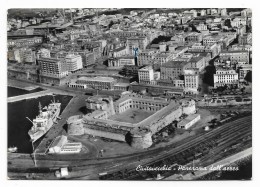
top-left (8, 146), bottom-right (18, 153)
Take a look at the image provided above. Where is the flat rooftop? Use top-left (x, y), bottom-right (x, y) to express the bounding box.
top-left (161, 61), bottom-right (190, 68)
top-left (137, 100), bottom-right (180, 128)
top-left (77, 76), bottom-right (116, 82)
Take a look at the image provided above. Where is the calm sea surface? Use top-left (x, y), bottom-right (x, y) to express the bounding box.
top-left (8, 87), bottom-right (72, 153)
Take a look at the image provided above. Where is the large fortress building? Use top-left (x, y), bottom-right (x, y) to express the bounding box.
top-left (67, 93), bottom-right (196, 149)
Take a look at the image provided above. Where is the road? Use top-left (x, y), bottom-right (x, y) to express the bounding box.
top-left (8, 90), bottom-right (53, 103)
top-left (8, 78), bottom-right (124, 97)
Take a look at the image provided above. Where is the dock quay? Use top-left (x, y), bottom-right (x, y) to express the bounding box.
top-left (35, 95), bottom-right (89, 154)
top-left (8, 79), bottom-right (40, 91)
top-left (8, 85), bottom-right (40, 91)
top-left (8, 90), bottom-right (53, 103)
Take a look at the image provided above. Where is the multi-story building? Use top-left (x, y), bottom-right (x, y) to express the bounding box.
top-left (108, 56), bottom-right (135, 67)
top-left (160, 61), bottom-right (191, 80)
top-left (36, 48), bottom-right (51, 59)
top-left (220, 8), bottom-right (227, 16)
top-left (171, 34), bottom-right (186, 46)
top-left (7, 37), bottom-right (43, 47)
top-left (76, 76), bottom-right (117, 90)
top-left (186, 32), bottom-right (203, 43)
top-left (65, 54), bottom-right (83, 72)
top-left (8, 48), bottom-right (36, 63)
top-left (231, 17), bottom-right (247, 28)
top-left (108, 46), bottom-right (128, 58)
top-left (200, 10), bottom-right (206, 16)
top-left (219, 50), bottom-right (250, 63)
top-left (154, 52), bottom-right (174, 66)
top-left (138, 66), bottom-right (154, 82)
top-left (205, 43), bottom-right (221, 58)
top-left (241, 8), bottom-right (252, 18)
top-left (188, 43), bottom-right (205, 52)
top-left (69, 50), bottom-right (95, 67)
top-left (38, 57), bottom-right (69, 78)
top-left (235, 25), bottom-right (247, 36)
top-left (238, 64), bottom-right (252, 82)
top-left (172, 53), bottom-right (193, 62)
top-left (137, 50), bottom-right (157, 66)
top-left (238, 33), bottom-right (252, 45)
top-left (126, 37), bottom-right (148, 54)
top-left (82, 42), bottom-right (102, 60)
top-left (121, 65), bottom-right (140, 77)
top-left (229, 44), bottom-right (252, 52)
top-left (189, 56), bottom-right (206, 72)
top-left (188, 42), bottom-right (221, 59)
top-left (213, 68), bottom-right (239, 88)
top-left (196, 23), bottom-right (208, 32)
top-left (22, 48), bottom-right (36, 64)
top-left (7, 50), bottom-right (17, 62)
top-left (202, 35), bottom-right (223, 46)
top-left (184, 68), bottom-right (199, 94)
top-left (84, 52), bottom-right (95, 67)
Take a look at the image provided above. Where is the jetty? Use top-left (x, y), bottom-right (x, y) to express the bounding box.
top-left (8, 90), bottom-right (53, 103)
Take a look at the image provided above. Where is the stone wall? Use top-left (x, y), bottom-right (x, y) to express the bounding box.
top-left (84, 128), bottom-right (126, 142)
top-left (67, 115), bottom-right (85, 135)
top-left (182, 100), bottom-right (196, 115)
top-left (68, 122), bottom-right (85, 136)
top-left (86, 96), bottom-right (115, 118)
top-left (130, 130), bottom-right (153, 149)
top-left (149, 107), bottom-right (183, 134)
top-left (69, 97), bottom-right (197, 149)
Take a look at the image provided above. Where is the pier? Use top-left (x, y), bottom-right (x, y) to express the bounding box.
top-left (35, 94), bottom-right (90, 154)
top-left (8, 79), bottom-right (40, 91)
top-left (8, 90), bottom-right (54, 103)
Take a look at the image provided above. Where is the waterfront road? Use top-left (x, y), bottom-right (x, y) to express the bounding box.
top-left (8, 90), bottom-right (53, 103)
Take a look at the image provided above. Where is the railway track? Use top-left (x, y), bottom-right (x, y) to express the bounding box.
top-left (8, 116), bottom-right (252, 180)
top-left (99, 116), bottom-right (252, 180)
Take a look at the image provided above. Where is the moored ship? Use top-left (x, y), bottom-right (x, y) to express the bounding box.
top-left (28, 99), bottom-right (61, 143)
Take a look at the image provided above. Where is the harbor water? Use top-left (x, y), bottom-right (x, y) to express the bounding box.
top-left (8, 86), bottom-right (44, 97)
top-left (7, 87), bottom-right (72, 153)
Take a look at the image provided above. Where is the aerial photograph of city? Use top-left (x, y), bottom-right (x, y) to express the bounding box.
top-left (7, 8), bottom-right (252, 180)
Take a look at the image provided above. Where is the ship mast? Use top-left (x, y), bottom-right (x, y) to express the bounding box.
top-left (38, 102), bottom-right (42, 113)
top-left (53, 95), bottom-right (56, 103)
top-left (32, 142), bottom-right (37, 167)
top-left (26, 117), bottom-right (34, 124)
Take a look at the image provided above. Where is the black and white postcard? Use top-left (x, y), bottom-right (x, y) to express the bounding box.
top-left (2, 0), bottom-right (258, 185)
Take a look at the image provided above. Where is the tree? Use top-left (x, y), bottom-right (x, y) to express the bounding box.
top-left (244, 71), bottom-right (252, 83)
top-left (108, 21), bottom-right (114, 28)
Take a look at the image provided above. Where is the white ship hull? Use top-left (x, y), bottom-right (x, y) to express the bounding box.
top-left (28, 103), bottom-right (61, 143)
